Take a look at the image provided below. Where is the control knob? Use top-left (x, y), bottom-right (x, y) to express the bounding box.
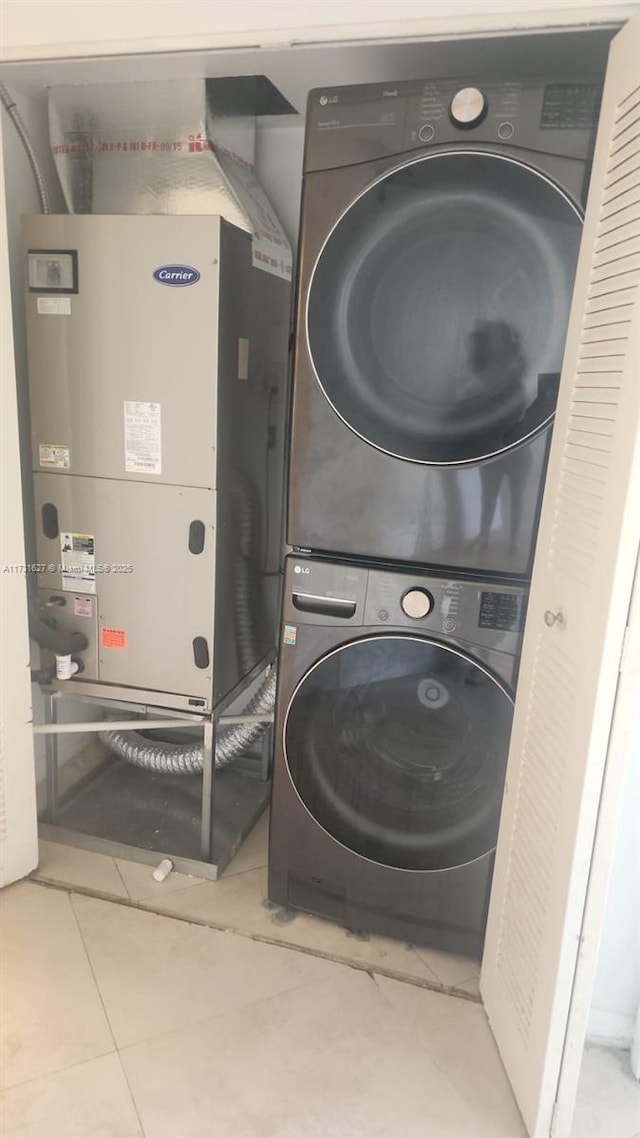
top-left (401, 588), bottom-right (433, 619)
top-left (450, 87), bottom-right (487, 128)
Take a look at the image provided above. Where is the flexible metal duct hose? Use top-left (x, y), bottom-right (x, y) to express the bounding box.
top-left (0, 83), bottom-right (52, 213)
top-left (230, 472), bottom-right (262, 675)
top-left (100, 668), bottom-right (277, 775)
top-left (100, 470), bottom-right (275, 773)
top-left (100, 446), bottom-right (273, 774)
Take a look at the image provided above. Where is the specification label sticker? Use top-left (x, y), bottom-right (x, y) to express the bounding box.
top-left (39, 443), bottom-right (70, 469)
top-left (60, 532), bottom-right (96, 595)
top-left (124, 401), bottom-right (162, 475)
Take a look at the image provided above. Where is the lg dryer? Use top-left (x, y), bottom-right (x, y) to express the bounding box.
top-left (269, 555), bottom-right (527, 955)
top-left (288, 77), bottom-right (601, 575)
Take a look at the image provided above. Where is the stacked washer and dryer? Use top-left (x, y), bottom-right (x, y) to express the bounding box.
top-left (268, 77), bottom-right (601, 955)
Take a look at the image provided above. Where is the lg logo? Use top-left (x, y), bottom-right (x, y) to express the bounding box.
top-left (294, 565), bottom-right (310, 575)
top-left (319, 95), bottom-right (328, 106)
top-left (319, 94), bottom-right (338, 106)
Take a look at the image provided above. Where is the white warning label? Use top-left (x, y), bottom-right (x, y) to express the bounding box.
top-left (60, 533), bottom-right (96, 595)
top-left (73, 596), bottom-right (93, 617)
top-left (39, 444), bottom-right (70, 469)
top-left (37, 296), bottom-right (71, 315)
top-left (124, 401), bottom-right (162, 475)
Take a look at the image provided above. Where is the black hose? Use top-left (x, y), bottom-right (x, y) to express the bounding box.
top-left (28, 611), bottom-right (88, 657)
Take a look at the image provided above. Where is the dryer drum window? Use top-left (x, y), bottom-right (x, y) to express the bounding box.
top-left (283, 635), bottom-right (514, 871)
top-left (307, 152), bottom-right (583, 465)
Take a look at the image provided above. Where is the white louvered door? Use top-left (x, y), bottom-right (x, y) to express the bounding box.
top-left (481, 12), bottom-right (640, 1138)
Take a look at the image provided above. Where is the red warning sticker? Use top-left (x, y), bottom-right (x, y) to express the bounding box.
top-left (101, 627), bottom-right (127, 650)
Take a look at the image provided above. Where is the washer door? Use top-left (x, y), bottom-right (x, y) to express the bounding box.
top-left (307, 152), bottom-right (583, 464)
top-left (284, 636), bottom-right (514, 871)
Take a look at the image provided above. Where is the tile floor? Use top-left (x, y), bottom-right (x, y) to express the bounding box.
top-left (31, 813), bottom-right (482, 998)
top-left (1, 874), bottom-right (638, 1137)
top-left (1, 877), bottom-right (521, 1138)
top-left (572, 1046), bottom-right (640, 1138)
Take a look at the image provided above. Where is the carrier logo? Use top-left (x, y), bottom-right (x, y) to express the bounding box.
top-left (152, 265), bottom-right (200, 286)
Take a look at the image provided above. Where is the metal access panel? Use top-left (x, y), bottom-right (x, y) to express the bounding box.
top-left (34, 473), bottom-right (215, 701)
top-left (24, 213), bottom-right (290, 709)
top-left (24, 213), bottom-right (221, 490)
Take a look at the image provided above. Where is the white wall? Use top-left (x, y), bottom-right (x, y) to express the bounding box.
top-left (2, 90), bottom-right (98, 776)
top-left (589, 708), bottom-right (640, 1047)
top-left (0, 110), bottom-right (37, 885)
top-left (1, 0), bottom-right (635, 62)
top-left (2, 90), bottom-right (63, 561)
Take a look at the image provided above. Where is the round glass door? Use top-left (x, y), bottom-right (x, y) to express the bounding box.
top-left (284, 636), bottom-right (514, 871)
top-left (307, 152), bottom-right (583, 464)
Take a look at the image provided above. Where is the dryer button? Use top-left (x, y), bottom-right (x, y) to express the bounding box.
top-left (401, 588), bottom-right (433, 619)
top-left (418, 123), bottom-right (435, 143)
top-left (498, 121), bottom-right (515, 140)
top-left (450, 86), bottom-right (487, 128)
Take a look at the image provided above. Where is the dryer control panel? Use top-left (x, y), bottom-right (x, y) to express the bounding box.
top-left (284, 557), bottom-right (527, 656)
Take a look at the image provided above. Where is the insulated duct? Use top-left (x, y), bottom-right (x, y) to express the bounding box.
top-left (99, 668), bottom-right (276, 775)
top-left (48, 78), bottom-right (293, 279)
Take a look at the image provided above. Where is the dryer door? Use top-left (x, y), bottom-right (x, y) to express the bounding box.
top-left (283, 635), bottom-right (514, 871)
top-left (307, 151), bottom-right (583, 464)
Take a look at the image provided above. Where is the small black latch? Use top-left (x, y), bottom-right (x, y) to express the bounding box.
top-left (41, 502), bottom-right (59, 539)
top-left (192, 637), bottom-right (210, 669)
top-left (188, 520), bottom-right (206, 555)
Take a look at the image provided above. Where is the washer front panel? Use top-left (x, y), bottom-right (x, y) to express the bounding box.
top-left (283, 634), bottom-right (514, 871)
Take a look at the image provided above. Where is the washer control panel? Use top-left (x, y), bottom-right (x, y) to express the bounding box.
top-left (450, 86), bottom-right (487, 128)
top-left (405, 78), bottom-right (523, 147)
top-left (283, 557), bottom-right (527, 655)
top-left (478, 590), bottom-right (524, 633)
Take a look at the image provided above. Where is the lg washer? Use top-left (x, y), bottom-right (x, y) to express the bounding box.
top-left (288, 76), bottom-right (601, 575)
top-left (268, 555), bottom-right (528, 956)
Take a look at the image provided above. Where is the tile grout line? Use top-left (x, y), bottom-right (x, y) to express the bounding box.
top-left (68, 892), bottom-right (147, 1138)
top-left (368, 971), bottom-right (485, 1122)
top-left (368, 971), bottom-right (526, 1135)
top-left (33, 866), bottom-right (213, 905)
top-left (113, 1051), bottom-right (148, 1138)
top-left (112, 858), bottom-right (133, 899)
top-left (0, 888), bottom-right (118, 1096)
top-left (113, 965), bottom-right (384, 1064)
top-left (32, 878), bottom-right (482, 1005)
top-left (412, 947), bottom-right (480, 990)
top-left (215, 860), bottom-right (269, 882)
top-left (0, 1049), bottom-right (120, 1097)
